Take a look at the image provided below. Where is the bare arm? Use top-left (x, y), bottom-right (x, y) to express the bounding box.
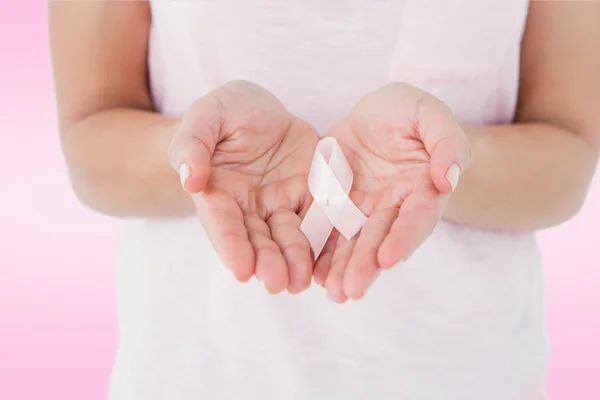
top-left (444, 1), bottom-right (600, 231)
top-left (49, 1), bottom-right (194, 218)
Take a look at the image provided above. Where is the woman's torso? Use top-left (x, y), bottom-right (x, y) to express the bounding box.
top-left (109, 2), bottom-right (549, 399)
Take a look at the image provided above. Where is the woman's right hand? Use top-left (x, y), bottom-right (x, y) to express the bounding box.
top-left (168, 80), bottom-right (319, 294)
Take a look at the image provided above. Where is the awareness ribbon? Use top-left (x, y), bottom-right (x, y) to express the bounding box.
top-left (300, 137), bottom-right (367, 259)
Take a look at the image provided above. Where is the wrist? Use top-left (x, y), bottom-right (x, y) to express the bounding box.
top-left (442, 125), bottom-right (489, 224)
top-left (158, 117), bottom-right (197, 215)
top-left (457, 124), bottom-right (490, 187)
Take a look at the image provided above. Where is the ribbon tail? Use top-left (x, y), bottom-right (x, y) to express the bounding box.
top-left (326, 199), bottom-right (367, 242)
top-left (300, 202), bottom-right (333, 260)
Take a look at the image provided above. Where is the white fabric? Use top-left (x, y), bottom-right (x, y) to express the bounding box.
top-left (301, 137), bottom-right (367, 259)
top-left (109, 1), bottom-right (549, 399)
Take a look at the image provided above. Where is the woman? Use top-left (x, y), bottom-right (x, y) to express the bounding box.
top-left (49, 1), bottom-right (599, 399)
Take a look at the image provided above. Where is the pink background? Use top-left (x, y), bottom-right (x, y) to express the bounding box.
top-left (1, 3), bottom-right (599, 400)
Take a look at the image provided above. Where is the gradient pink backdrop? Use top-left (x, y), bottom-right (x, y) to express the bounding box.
top-left (1, 3), bottom-right (599, 400)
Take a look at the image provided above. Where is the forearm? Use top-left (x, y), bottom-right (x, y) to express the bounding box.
top-left (443, 122), bottom-right (598, 231)
top-left (62, 108), bottom-right (195, 218)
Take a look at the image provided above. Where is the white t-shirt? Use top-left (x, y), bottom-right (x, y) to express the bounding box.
top-left (109, 1), bottom-right (549, 399)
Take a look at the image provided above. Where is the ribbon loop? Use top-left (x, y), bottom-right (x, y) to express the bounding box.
top-left (300, 137), bottom-right (367, 259)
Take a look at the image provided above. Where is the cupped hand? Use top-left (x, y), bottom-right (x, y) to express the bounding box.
top-left (313, 82), bottom-right (472, 303)
top-left (168, 80), bottom-right (319, 294)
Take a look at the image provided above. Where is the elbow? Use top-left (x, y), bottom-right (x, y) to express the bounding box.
top-left (568, 176), bottom-right (597, 221)
top-left (555, 191), bottom-right (588, 226)
top-left (61, 132), bottom-right (128, 218)
top-left (538, 180), bottom-right (591, 230)
top-left (554, 145), bottom-right (598, 226)
top-left (559, 114), bottom-right (600, 216)
top-left (571, 135), bottom-right (599, 217)
top-left (65, 164), bottom-right (126, 219)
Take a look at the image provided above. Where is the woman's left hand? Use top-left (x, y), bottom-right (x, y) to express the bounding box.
top-left (313, 82), bottom-right (472, 303)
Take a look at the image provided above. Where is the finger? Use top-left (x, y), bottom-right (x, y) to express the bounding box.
top-left (429, 133), bottom-right (471, 194)
top-left (377, 183), bottom-right (444, 269)
top-left (195, 190), bottom-right (255, 282)
top-left (313, 230), bottom-right (340, 287)
top-left (167, 97), bottom-right (222, 194)
top-left (245, 214), bottom-right (289, 294)
top-left (268, 209), bottom-right (313, 294)
top-left (325, 235), bottom-right (357, 303)
top-left (343, 208), bottom-right (398, 300)
top-left (416, 100), bottom-right (472, 194)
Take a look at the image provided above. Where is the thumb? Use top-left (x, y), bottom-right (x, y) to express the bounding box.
top-left (416, 100), bottom-right (472, 194)
top-left (168, 98), bottom-right (222, 194)
top-left (429, 131), bottom-right (471, 194)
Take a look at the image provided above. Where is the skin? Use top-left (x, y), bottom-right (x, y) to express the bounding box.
top-left (314, 83), bottom-right (471, 302)
top-left (168, 81), bottom-right (319, 294)
top-left (49, 2), bottom-right (600, 300)
top-left (446, 1), bottom-right (600, 232)
top-left (317, 2), bottom-right (600, 302)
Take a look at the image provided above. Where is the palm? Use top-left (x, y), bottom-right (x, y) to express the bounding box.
top-left (203, 118), bottom-right (318, 294)
top-left (172, 81), bottom-right (319, 294)
top-left (314, 83), bottom-right (466, 303)
top-left (331, 120), bottom-right (433, 217)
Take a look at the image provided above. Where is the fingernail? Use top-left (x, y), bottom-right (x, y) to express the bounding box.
top-left (313, 276), bottom-right (325, 288)
top-left (445, 163), bottom-right (460, 192)
top-left (179, 163), bottom-right (191, 191)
